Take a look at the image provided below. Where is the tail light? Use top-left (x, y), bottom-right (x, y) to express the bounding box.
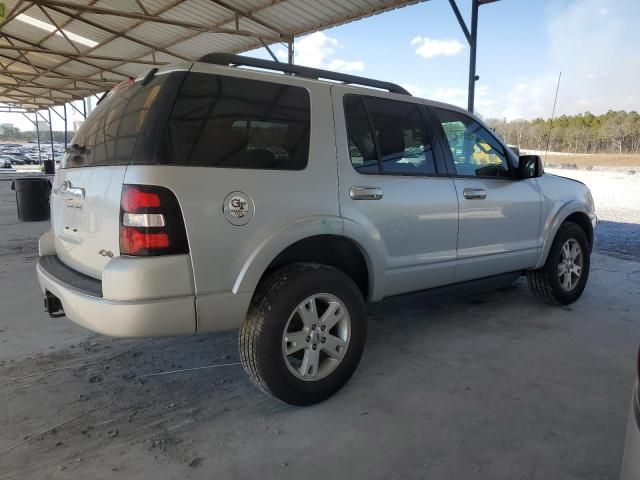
top-left (119, 184), bottom-right (188, 256)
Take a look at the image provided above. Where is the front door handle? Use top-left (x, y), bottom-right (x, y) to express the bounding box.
top-left (349, 186), bottom-right (383, 200)
top-left (463, 188), bottom-right (487, 200)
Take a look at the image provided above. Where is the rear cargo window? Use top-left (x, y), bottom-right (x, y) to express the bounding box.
top-left (160, 73), bottom-right (310, 170)
top-left (62, 74), bottom-right (170, 169)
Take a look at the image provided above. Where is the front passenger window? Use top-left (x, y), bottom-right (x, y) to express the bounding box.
top-left (433, 108), bottom-right (512, 178)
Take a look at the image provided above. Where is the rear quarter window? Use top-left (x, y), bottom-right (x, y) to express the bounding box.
top-left (159, 73), bottom-right (311, 170)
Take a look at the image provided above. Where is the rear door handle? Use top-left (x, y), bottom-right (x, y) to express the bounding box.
top-left (463, 188), bottom-right (487, 200)
top-left (349, 186), bottom-right (383, 200)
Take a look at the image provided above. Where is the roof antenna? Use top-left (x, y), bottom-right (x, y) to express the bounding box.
top-left (544, 71), bottom-right (562, 162)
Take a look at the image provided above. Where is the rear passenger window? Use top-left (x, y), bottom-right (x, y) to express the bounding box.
top-left (344, 95), bottom-right (436, 175)
top-left (161, 73), bottom-right (310, 170)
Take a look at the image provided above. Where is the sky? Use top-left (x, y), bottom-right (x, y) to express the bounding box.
top-left (2, 0), bottom-right (638, 131)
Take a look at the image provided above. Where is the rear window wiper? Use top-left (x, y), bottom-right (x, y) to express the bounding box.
top-left (66, 144), bottom-right (89, 155)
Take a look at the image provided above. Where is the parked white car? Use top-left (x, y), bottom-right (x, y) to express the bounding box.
top-left (37, 55), bottom-right (596, 405)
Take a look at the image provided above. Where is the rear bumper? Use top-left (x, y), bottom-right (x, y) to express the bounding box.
top-left (621, 388), bottom-right (640, 480)
top-left (36, 256), bottom-right (196, 338)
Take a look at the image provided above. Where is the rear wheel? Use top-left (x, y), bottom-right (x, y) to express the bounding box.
top-left (527, 221), bottom-right (590, 305)
top-left (239, 263), bottom-right (367, 405)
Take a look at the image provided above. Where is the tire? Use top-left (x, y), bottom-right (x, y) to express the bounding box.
top-left (527, 221), bottom-right (591, 305)
top-left (239, 263), bottom-right (367, 406)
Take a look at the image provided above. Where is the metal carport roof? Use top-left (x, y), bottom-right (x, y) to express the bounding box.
top-left (0, 0), bottom-right (427, 110)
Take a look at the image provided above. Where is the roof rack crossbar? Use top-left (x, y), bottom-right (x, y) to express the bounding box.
top-left (197, 53), bottom-right (411, 96)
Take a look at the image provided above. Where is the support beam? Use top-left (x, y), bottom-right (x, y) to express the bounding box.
top-left (34, 0), bottom-right (281, 40)
top-left (48, 108), bottom-right (55, 162)
top-left (21, 113), bottom-right (37, 127)
top-left (35, 113), bottom-right (42, 163)
top-left (447, 0), bottom-right (498, 113)
top-left (63, 103), bottom-right (68, 148)
top-left (260, 39), bottom-right (279, 62)
top-left (0, 44), bottom-right (170, 64)
top-left (68, 100), bottom-right (85, 118)
top-left (447, 0), bottom-right (472, 44)
top-left (288, 38), bottom-right (294, 65)
top-left (468, 0), bottom-right (479, 113)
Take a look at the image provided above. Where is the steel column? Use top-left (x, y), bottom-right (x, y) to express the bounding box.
top-left (467, 0), bottom-right (479, 113)
top-left (63, 103), bottom-right (68, 149)
top-left (35, 113), bottom-right (41, 164)
top-left (48, 108), bottom-right (55, 161)
top-left (288, 38), bottom-right (294, 64)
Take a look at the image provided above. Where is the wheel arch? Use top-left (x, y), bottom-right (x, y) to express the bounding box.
top-left (232, 217), bottom-right (385, 302)
top-left (535, 203), bottom-right (595, 269)
top-left (261, 235), bottom-right (372, 300)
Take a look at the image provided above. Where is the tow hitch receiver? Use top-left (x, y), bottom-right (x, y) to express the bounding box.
top-left (44, 291), bottom-right (65, 318)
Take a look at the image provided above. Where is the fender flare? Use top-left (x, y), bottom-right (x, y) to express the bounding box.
top-left (534, 201), bottom-right (594, 269)
top-left (232, 216), bottom-right (386, 302)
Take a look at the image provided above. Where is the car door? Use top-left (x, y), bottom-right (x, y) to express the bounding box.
top-left (428, 106), bottom-right (542, 282)
top-left (332, 86), bottom-right (459, 298)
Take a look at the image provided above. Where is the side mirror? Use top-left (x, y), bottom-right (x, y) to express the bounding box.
top-left (518, 154), bottom-right (544, 179)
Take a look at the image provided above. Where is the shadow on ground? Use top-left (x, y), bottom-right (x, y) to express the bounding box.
top-left (595, 220), bottom-right (640, 261)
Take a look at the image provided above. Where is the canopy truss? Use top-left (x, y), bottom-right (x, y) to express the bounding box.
top-left (0, 0), bottom-right (426, 110)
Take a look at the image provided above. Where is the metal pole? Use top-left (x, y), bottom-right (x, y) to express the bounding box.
top-left (467, 0), bottom-right (479, 113)
top-left (35, 113), bottom-right (41, 164)
top-left (48, 108), bottom-right (54, 162)
top-left (63, 103), bottom-right (68, 149)
top-left (82, 97), bottom-right (87, 118)
top-left (288, 38), bottom-right (294, 64)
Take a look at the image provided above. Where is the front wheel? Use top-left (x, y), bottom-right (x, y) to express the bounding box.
top-left (239, 263), bottom-right (367, 406)
top-left (527, 221), bottom-right (591, 305)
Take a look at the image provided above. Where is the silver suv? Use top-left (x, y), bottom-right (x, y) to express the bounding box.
top-left (37, 54), bottom-right (596, 405)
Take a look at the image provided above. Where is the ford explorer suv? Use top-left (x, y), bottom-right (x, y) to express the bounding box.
top-left (37, 54), bottom-right (596, 405)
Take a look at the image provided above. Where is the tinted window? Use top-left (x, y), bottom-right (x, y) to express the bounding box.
top-left (344, 96), bottom-right (379, 173)
top-left (63, 75), bottom-right (168, 168)
top-left (344, 95), bottom-right (436, 175)
top-left (160, 73), bottom-right (310, 170)
top-left (433, 108), bottom-right (511, 178)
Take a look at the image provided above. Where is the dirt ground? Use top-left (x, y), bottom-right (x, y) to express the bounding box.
top-left (1, 174), bottom-right (639, 480)
top-left (545, 153), bottom-right (640, 169)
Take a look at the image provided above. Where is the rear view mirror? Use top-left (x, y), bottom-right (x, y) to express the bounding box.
top-left (518, 155), bottom-right (543, 179)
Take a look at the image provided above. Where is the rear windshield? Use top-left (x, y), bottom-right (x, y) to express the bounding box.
top-left (61, 74), bottom-right (170, 169)
top-left (159, 73), bottom-right (311, 170)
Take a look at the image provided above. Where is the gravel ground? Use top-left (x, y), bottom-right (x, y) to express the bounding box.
top-left (547, 169), bottom-right (640, 260)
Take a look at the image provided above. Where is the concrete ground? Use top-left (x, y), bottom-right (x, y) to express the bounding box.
top-left (1, 172), bottom-right (639, 480)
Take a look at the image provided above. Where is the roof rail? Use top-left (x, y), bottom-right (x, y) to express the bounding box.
top-left (197, 53), bottom-right (411, 96)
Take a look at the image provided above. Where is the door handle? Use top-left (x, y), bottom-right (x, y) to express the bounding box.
top-left (463, 188), bottom-right (487, 200)
top-left (349, 186), bottom-right (383, 200)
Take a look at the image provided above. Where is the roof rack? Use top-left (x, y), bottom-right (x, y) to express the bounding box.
top-left (198, 53), bottom-right (411, 96)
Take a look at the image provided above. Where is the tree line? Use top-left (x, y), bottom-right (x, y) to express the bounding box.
top-left (486, 110), bottom-right (640, 154)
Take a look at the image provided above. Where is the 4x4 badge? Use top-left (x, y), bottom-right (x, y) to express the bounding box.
top-left (223, 191), bottom-right (254, 226)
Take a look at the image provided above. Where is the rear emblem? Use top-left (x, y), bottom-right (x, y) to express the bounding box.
top-left (223, 191), bottom-right (254, 226)
top-left (98, 249), bottom-right (114, 258)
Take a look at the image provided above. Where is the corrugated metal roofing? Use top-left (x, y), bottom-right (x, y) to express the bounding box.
top-left (0, 0), bottom-right (424, 110)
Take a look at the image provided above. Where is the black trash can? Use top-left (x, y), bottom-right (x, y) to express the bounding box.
top-left (43, 159), bottom-right (55, 174)
top-left (10, 177), bottom-right (52, 221)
